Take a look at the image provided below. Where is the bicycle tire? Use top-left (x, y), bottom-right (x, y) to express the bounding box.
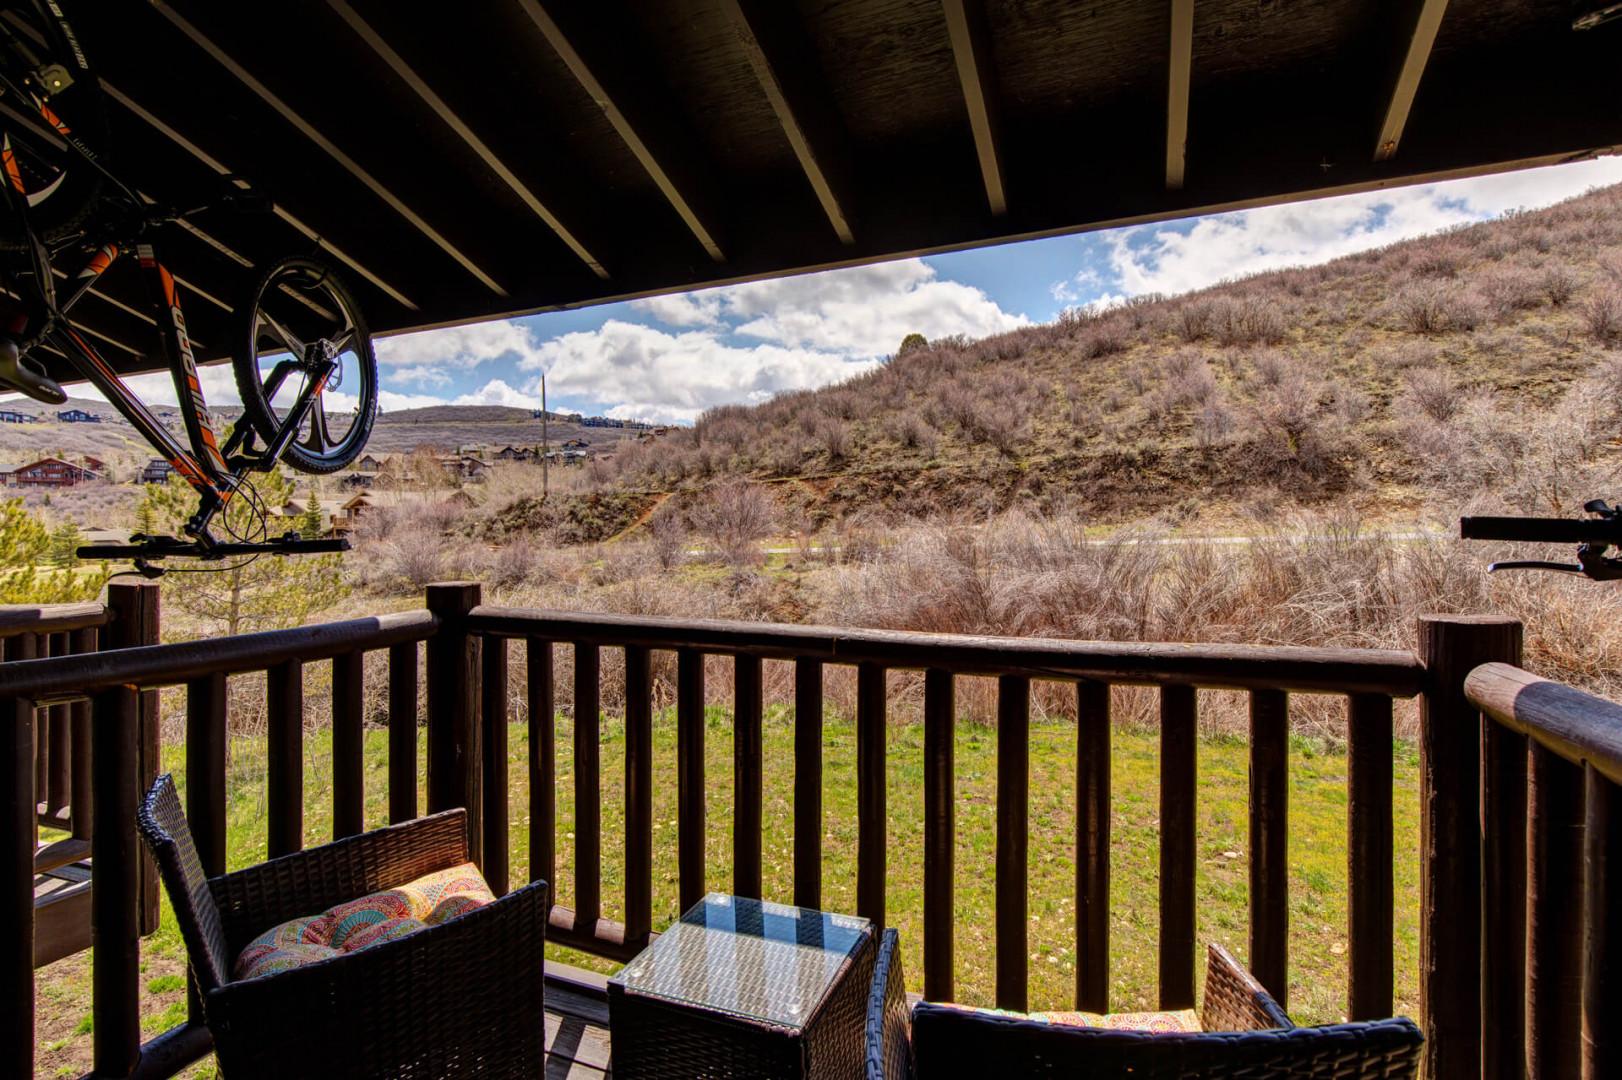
top-left (233, 255), bottom-right (378, 474)
top-left (0, 0), bottom-right (106, 252)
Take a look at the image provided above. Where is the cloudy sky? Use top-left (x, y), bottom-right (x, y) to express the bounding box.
top-left (27, 156), bottom-right (1622, 424)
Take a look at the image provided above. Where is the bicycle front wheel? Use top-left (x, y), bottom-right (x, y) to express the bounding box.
top-left (233, 255), bottom-right (378, 474)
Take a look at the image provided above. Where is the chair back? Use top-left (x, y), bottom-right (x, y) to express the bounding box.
top-left (135, 774), bottom-right (231, 992)
top-left (864, 928), bottom-right (913, 1079)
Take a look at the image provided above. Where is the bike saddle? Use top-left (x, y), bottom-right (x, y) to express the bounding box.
top-left (0, 337), bottom-right (66, 404)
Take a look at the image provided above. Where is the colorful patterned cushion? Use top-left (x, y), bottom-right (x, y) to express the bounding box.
top-left (931, 1001), bottom-right (1201, 1034)
top-left (233, 862), bottom-right (495, 980)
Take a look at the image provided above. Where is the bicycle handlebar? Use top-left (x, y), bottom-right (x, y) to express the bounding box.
top-left (1458, 516), bottom-right (1622, 544)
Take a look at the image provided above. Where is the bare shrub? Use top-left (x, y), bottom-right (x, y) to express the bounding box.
top-left (483, 540), bottom-right (541, 589)
top-left (1583, 287), bottom-right (1622, 345)
top-left (896, 412), bottom-right (939, 453)
top-left (1398, 367), bottom-right (1461, 423)
top-left (817, 418), bottom-right (851, 464)
top-left (1212, 296), bottom-right (1287, 347)
top-left (1410, 241), bottom-right (1464, 278)
top-left (692, 480), bottom-right (776, 566)
top-left (647, 506), bottom-right (688, 569)
top-left (1175, 299), bottom-right (1216, 343)
top-left (1078, 320), bottom-right (1130, 359)
top-left (1540, 264), bottom-right (1578, 307)
top-left (1124, 363), bottom-right (1150, 395)
top-left (1479, 267), bottom-right (1543, 318)
top-left (1194, 397), bottom-right (1235, 447)
top-left (1250, 350), bottom-right (1291, 388)
top-left (1387, 281), bottom-right (1484, 334)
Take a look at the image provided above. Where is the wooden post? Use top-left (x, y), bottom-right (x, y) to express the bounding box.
top-left (1586, 768), bottom-right (1619, 1079)
top-left (2, 690), bottom-right (34, 1079)
top-left (267, 660), bottom-right (304, 857)
top-left (425, 583), bottom-right (481, 859)
top-left (1527, 741), bottom-right (1583, 1079)
top-left (733, 654), bottom-right (764, 898)
top-left (481, 637), bottom-right (510, 896)
top-left (1075, 680), bottom-right (1110, 1013)
top-left (1481, 702), bottom-right (1527, 1079)
top-left (69, 627), bottom-right (96, 840)
top-left (387, 642), bottom-right (418, 824)
top-left (1159, 684), bottom-right (1197, 1009)
top-left (1249, 689), bottom-right (1289, 1007)
top-left (1417, 615), bottom-right (1521, 1080)
top-left (332, 650), bottom-right (365, 840)
top-left (856, 662), bottom-right (887, 926)
top-left (45, 633), bottom-right (69, 817)
top-left (91, 687), bottom-right (141, 1078)
top-left (528, 640), bottom-right (555, 895)
top-left (575, 643), bottom-right (602, 928)
top-left (1347, 693), bottom-right (1395, 1020)
top-left (106, 582), bottom-right (160, 936)
top-left (624, 644), bottom-right (653, 948)
top-left (185, 674), bottom-right (228, 877)
top-left (995, 674), bottom-right (1029, 1011)
top-left (922, 668), bottom-right (954, 1001)
top-left (793, 658), bottom-right (822, 910)
top-left (677, 648), bottom-right (706, 912)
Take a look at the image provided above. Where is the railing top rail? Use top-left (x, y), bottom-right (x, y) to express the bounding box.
top-left (467, 605), bottom-right (1426, 697)
top-left (1466, 661), bottom-right (1622, 786)
top-left (0, 601), bottom-right (110, 638)
top-left (0, 609), bottom-right (438, 704)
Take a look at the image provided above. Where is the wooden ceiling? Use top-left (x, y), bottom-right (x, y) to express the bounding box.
top-left (36, 0), bottom-right (1622, 377)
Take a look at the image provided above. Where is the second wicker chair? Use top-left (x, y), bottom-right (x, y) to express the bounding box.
top-left (864, 930), bottom-right (1422, 1079)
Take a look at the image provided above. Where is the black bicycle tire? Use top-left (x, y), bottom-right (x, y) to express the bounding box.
top-left (233, 255), bottom-right (379, 475)
top-left (0, 0), bottom-right (106, 252)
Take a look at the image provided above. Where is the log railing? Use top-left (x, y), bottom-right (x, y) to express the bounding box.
top-left (8, 579), bottom-right (1621, 1079)
top-left (1466, 662), bottom-right (1622, 1080)
top-left (2, 599), bottom-right (438, 1080)
top-left (463, 599), bottom-right (1432, 1015)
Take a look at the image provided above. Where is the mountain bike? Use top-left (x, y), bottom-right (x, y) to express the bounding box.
top-left (0, 1), bottom-right (378, 568)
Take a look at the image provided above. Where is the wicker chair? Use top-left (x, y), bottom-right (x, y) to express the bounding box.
top-left (136, 774), bottom-right (548, 1079)
top-left (864, 934), bottom-right (1422, 1079)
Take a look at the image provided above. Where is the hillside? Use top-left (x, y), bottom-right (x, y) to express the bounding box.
top-left (604, 182), bottom-right (1622, 530)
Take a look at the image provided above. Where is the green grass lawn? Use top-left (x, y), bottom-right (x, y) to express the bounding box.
top-left (34, 707), bottom-right (1421, 1077)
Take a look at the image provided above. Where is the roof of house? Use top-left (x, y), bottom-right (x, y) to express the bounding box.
top-left (35, 3), bottom-right (1618, 385)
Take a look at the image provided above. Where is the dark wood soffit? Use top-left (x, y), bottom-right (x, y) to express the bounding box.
top-left (941, 0), bottom-right (1006, 215)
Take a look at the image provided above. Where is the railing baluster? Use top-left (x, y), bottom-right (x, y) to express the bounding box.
top-left (996, 674), bottom-right (1029, 1011)
top-left (528, 639), bottom-right (555, 894)
top-left (923, 668), bottom-right (954, 1001)
top-left (267, 659), bottom-right (304, 857)
top-left (1248, 688), bottom-right (1288, 1007)
top-left (1159, 684), bottom-right (1197, 1009)
top-left (105, 583), bottom-right (162, 937)
top-left (91, 686), bottom-right (140, 1078)
top-left (3, 690), bottom-right (34, 1078)
top-left (45, 633), bottom-right (69, 818)
top-left (68, 627), bottom-right (95, 840)
top-left (1076, 679), bottom-right (1110, 1013)
top-left (29, 636), bottom-right (44, 816)
top-left (1347, 693), bottom-right (1394, 1021)
top-left (387, 642), bottom-right (418, 824)
top-left (857, 661), bottom-right (887, 926)
top-left (482, 637), bottom-right (510, 896)
top-left (1527, 740), bottom-right (1584, 1079)
top-left (624, 645), bottom-right (653, 948)
top-left (793, 657), bottom-right (823, 910)
top-left (677, 647), bottom-right (706, 911)
top-left (332, 651), bottom-right (365, 840)
top-left (575, 642), bottom-right (602, 931)
top-left (734, 654), bottom-right (763, 898)
top-left (1586, 766), bottom-right (1619, 1079)
top-left (186, 671), bottom-right (228, 1026)
top-left (1481, 707), bottom-right (1527, 1078)
top-left (1417, 615), bottom-right (1520, 1080)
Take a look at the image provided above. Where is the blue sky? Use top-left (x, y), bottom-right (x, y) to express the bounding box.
top-left (32, 155), bottom-right (1622, 424)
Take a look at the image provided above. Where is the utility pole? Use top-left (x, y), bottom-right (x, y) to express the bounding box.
top-left (540, 371), bottom-right (549, 498)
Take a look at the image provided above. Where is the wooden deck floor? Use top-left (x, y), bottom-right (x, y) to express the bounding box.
top-left (545, 965), bottom-right (614, 1077)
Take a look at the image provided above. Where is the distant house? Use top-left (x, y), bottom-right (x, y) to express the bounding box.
top-left (561, 438), bottom-right (590, 451)
top-left (340, 470), bottom-right (377, 489)
top-left (0, 463), bottom-right (18, 485)
top-left (334, 488), bottom-right (474, 532)
top-left (5, 456), bottom-right (96, 487)
top-left (433, 453), bottom-right (490, 481)
top-left (355, 452), bottom-right (396, 472)
top-left (56, 408), bottom-right (101, 423)
top-left (273, 494), bottom-right (341, 537)
top-left (141, 459), bottom-right (174, 484)
top-left (495, 446), bottom-right (537, 462)
top-left (81, 455), bottom-right (106, 473)
top-left (0, 408), bottom-right (33, 424)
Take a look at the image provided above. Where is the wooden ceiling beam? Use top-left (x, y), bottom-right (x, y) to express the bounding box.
top-left (1165, 0), bottom-right (1194, 190)
top-left (1374, 0), bottom-right (1451, 162)
top-left (147, 0), bottom-right (508, 297)
top-left (941, 0), bottom-right (1005, 216)
top-left (517, 0), bottom-right (726, 263)
top-left (720, 0), bottom-right (855, 243)
top-left (326, 0), bottom-right (610, 281)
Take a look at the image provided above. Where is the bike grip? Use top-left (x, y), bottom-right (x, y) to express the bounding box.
top-left (1459, 516), bottom-right (1622, 543)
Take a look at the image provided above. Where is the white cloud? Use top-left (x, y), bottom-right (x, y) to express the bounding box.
top-left (520, 319), bottom-right (877, 425)
top-left (451, 379), bottom-right (541, 409)
top-left (374, 320), bottom-right (547, 388)
top-left (1059, 156), bottom-right (1622, 300)
top-left (633, 259), bottom-right (1029, 356)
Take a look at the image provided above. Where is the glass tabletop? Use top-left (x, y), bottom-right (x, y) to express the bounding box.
top-left (610, 893), bottom-right (872, 1030)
